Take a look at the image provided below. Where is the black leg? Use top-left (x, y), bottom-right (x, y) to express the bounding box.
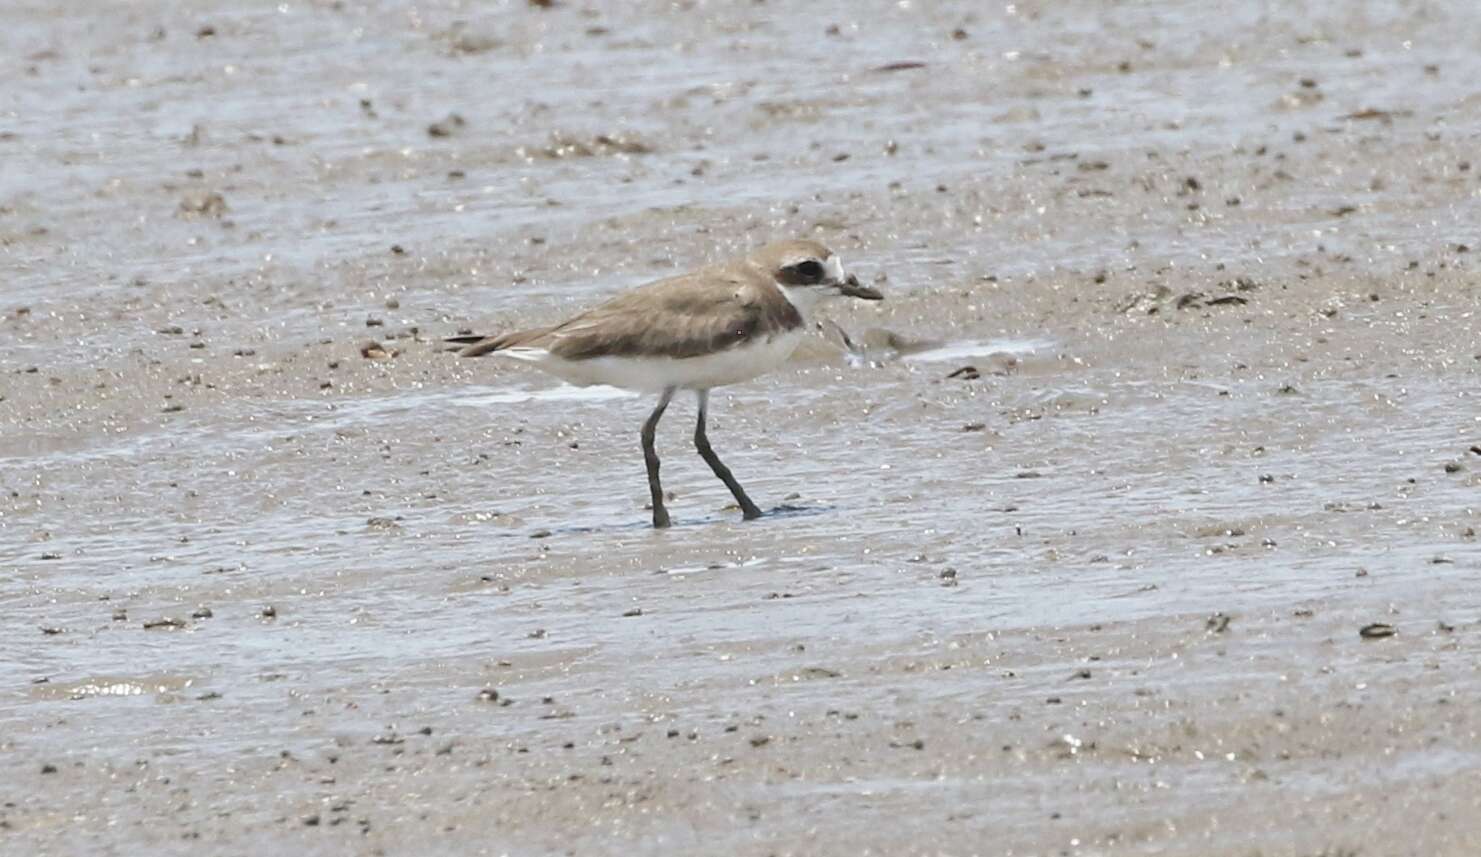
top-left (642, 387), bottom-right (676, 529)
top-left (694, 390), bottom-right (763, 521)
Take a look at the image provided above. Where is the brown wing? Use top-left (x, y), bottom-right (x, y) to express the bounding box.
top-left (544, 268), bottom-right (803, 361)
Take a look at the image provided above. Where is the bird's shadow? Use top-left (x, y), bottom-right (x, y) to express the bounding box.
top-left (518, 502), bottom-right (833, 540)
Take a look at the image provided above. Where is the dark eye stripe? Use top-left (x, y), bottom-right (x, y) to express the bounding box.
top-left (779, 259), bottom-right (826, 285)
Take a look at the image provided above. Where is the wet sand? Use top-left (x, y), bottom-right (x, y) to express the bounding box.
top-left (4, 0), bottom-right (1481, 854)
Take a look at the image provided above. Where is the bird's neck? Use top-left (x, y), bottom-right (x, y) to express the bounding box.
top-left (775, 282), bottom-right (822, 321)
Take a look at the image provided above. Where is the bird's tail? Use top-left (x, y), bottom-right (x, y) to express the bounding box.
top-left (445, 327), bottom-right (554, 357)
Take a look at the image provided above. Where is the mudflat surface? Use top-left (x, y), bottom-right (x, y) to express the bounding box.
top-left (4, 1), bottom-right (1481, 855)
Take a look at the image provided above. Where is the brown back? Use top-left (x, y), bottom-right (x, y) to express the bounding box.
top-left (459, 253), bottom-right (805, 360)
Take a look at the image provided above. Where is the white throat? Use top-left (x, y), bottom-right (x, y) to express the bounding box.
top-left (777, 282), bottom-right (825, 319)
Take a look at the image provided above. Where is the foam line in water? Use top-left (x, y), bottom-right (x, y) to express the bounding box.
top-left (901, 338), bottom-right (1055, 363)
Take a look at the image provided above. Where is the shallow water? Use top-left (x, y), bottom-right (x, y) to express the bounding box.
top-left (5, 0), bottom-right (1481, 854)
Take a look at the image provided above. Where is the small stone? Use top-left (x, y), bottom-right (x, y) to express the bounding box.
top-left (427, 113), bottom-right (466, 138)
top-left (191, 606), bottom-right (213, 619)
top-left (360, 341), bottom-right (392, 360)
top-left (178, 190), bottom-right (228, 218)
top-left (622, 608), bottom-right (643, 617)
top-left (1359, 623), bottom-right (1396, 639)
top-left (260, 605), bottom-right (277, 619)
top-left (142, 617), bottom-right (186, 630)
top-left (799, 667), bottom-right (841, 679)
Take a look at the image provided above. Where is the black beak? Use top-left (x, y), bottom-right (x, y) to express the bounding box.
top-left (838, 273), bottom-right (883, 301)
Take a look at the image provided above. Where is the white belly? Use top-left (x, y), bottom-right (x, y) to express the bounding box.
top-left (499, 330), bottom-right (804, 392)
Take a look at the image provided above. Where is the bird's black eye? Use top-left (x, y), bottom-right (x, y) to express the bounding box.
top-left (793, 260), bottom-right (825, 282)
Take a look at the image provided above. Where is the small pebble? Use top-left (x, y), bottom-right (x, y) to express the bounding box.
top-left (427, 113), bottom-right (466, 138)
top-left (142, 617), bottom-right (186, 630)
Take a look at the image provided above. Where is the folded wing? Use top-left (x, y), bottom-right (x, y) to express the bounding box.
top-left (455, 269), bottom-right (803, 361)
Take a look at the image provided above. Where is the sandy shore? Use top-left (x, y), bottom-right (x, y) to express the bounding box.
top-left (4, 0), bottom-right (1481, 854)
